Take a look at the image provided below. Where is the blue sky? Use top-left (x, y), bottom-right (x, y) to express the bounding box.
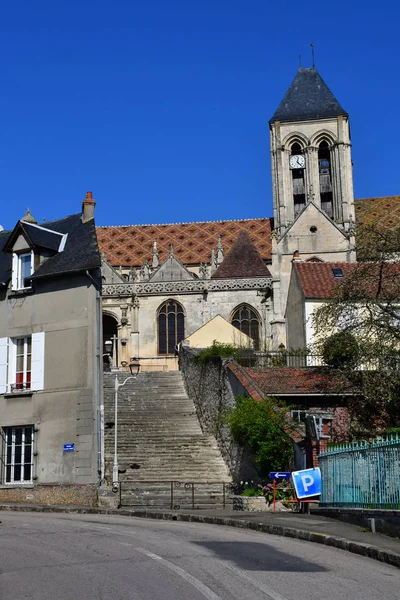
top-left (0, 0), bottom-right (398, 229)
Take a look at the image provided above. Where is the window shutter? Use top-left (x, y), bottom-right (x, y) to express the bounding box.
top-left (0, 337), bottom-right (8, 394)
top-left (31, 332), bottom-right (45, 391)
top-left (11, 253), bottom-right (18, 290)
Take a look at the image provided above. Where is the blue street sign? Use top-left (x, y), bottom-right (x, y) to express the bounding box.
top-left (63, 443), bottom-right (75, 452)
top-left (292, 467), bottom-right (321, 499)
top-left (269, 471), bottom-right (291, 479)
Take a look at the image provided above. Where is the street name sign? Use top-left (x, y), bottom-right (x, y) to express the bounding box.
top-left (292, 467), bottom-right (321, 499)
top-left (269, 471), bottom-right (291, 479)
top-left (63, 443), bottom-right (75, 452)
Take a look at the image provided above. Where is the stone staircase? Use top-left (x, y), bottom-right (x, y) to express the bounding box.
top-left (103, 371), bottom-right (232, 508)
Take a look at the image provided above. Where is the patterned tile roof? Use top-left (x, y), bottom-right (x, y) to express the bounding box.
top-left (96, 196), bottom-right (400, 268)
top-left (354, 196), bottom-right (400, 230)
top-left (96, 217), bottom-right (273, 267)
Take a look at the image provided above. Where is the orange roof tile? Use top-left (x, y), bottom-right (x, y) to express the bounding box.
top-left (294, 260), bottom-right (400, 299)
top-left (96, 217), bottom-right (273, 267)
top-left (294, 262), bottom-right (357, 298)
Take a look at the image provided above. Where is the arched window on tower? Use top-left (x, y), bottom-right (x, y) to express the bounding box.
top-left (231, 304), bottom-right (261, 351)
top-left (318, 141), bottom-right (333, 218)
top-left (290, 143), bottom-right (306, 218)
top-left (158, 300), bottom-right (185, 355)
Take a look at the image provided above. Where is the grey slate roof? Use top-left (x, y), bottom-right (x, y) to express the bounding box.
top-left (0, 213), bottom-right (101, 285)
top-left (20, 222), bottom-right (64, 252)
top-left (270, 67), bottom-right (347, 123)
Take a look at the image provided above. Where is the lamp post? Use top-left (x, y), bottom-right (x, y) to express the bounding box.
top-left (113, 358), bottom-right (141, 486)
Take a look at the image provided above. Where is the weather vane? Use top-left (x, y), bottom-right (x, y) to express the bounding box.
top-left (310, 43), bottom-right (315, 67)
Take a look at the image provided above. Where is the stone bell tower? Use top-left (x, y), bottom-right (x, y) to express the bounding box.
top-left (269, 66), bottom-right (356, 347)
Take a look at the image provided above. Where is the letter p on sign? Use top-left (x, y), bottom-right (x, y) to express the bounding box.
top-left (301, 474), bottom-right (314, 492)
top-left (292, 467), bottom-right (321, 499)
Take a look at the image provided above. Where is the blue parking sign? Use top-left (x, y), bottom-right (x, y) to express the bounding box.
top-left (292, 467), bottom-right (321, 499)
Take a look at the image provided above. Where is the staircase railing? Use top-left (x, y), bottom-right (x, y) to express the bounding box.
top-left (119, 480), bottom-right (232, 510)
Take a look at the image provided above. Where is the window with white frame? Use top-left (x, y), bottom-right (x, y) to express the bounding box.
top-left (13, 336), bottom-right (32, 391)
top-left (1, 426), bottom-right (34, 484)
top-left (291, 410), bottom-right (331, 439)
top-left (0, 333), bottom-right (45, 394)
top-left (12, 251), bottom-right (33, 290)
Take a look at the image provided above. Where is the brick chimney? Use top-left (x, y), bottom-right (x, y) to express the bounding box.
top-left (82, 191), bottom-right (96, 223)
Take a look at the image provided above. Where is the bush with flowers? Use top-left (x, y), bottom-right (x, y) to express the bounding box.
top-left (258, 479), bottom-right (295, 506)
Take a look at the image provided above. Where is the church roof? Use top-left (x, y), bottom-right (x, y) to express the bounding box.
top-left (96, 196), bottom-right (400, 269)
top-left (270, 67), bottom-right (347, 123)
top-left (96, 217), bottom-right (272, 267)
top-left (354, 196), bottom-right (400, 230)
top-left (211, 231), bottom-right (271, 279)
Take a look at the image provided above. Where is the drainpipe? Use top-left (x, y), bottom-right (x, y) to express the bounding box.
top-left (86, 269), bottom-right (104, 483)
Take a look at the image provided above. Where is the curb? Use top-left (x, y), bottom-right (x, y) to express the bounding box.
top-left (1, 504), bottom-right (399, 569)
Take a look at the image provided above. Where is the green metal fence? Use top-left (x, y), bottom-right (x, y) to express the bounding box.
top-left (319, 435), bottom-right (400, 508)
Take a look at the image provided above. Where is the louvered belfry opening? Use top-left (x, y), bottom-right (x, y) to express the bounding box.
top-left (158, 300), bottom-right (185, 355)
top-left (318, 141), bottom-right (334, 218)
top-left (291, 143), bottom-right (306, 218)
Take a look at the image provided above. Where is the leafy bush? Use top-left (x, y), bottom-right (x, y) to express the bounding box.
top-left (322, 331), bottom-right (360, 369)
top-left (227, 395), bottom-right (293, 477)
top-left (195, 341), bottom-right (238, 364)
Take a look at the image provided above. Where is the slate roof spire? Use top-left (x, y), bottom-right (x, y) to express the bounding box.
top-left (270, 67), bottom-right (347, 123)
top-left (211, 231), bottom-right (271, 279)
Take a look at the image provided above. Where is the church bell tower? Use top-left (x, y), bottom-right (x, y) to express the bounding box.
top-left (269, 67), bottom-right (356, 347)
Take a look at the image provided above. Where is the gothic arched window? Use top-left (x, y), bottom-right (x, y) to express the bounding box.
top-left (318, 140), bottom-right (334, 218)
top-left (158, 300), bottom-right (185, 355)
top-left (231, 304), bottom-right (261, 350)
top-left (290, 142), bottom-right (306, 218)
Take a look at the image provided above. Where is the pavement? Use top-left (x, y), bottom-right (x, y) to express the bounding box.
top-left (1, 502), bottom-right (400, 569)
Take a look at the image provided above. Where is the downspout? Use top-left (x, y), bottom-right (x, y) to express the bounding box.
top-left (86, 269), bottom-right (104, 484)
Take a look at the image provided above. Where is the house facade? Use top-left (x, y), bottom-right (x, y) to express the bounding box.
top-left (0, 196), bottom-right (102, 505)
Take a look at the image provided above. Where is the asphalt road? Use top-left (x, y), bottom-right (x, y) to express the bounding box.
top-left (0, 512), bottom-right (399, 600)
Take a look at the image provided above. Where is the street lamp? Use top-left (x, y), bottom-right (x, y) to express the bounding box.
top-left (113, 358), bottom-right (141, 486)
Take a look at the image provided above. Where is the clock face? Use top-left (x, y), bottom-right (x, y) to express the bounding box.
top-left (290, 154), bottom-right (305, 169)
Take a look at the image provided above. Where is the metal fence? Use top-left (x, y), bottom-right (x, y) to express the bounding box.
top-left (235, 351), bottom-right (324, 368)
top-left (319, 435), bottom-right (400, 508)
top-left (119, 480), bottom-right (232, 510)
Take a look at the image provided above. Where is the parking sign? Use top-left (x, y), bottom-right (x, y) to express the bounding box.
top-left (292, 467), bottom-right (321, 499)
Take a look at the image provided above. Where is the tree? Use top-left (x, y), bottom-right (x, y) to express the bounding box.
top-left (227, 395), bottom-right (294, 477)
top-left (314, 224), bottom-right (400, 436)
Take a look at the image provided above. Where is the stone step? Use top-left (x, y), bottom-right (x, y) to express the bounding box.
top-left (103, 370), bottom-right (231, 507)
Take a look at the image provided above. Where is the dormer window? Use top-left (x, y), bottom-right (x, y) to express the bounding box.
top-left (12, 251), bottom-right (33, 290)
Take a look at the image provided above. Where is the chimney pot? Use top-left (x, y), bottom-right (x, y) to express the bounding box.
top-left (82, 191), bottom-right (96, 223)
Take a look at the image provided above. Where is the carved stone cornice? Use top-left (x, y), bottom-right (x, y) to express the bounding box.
top-left (103, 277), bottom-right (272, 297)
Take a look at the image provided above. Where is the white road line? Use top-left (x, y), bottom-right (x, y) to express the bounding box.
top-left (117, 541), bottom-right (133, 547)
top-left (222, 561), bottom-right (289, 600)
top-left (137, 548), bottom-right (223, 600)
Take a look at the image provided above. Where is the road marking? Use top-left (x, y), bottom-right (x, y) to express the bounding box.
top-left (137, 548), bottom-right (222, 600)
top-left (222, 561), bottom-right (289, 600)
top-left (117, 541), bottom-right (133, 547)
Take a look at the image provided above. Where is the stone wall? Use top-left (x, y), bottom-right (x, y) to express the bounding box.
top-left (180, 347), bottom-right (260, 483)
top-left (0, 484), bottom-right (97, 506)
